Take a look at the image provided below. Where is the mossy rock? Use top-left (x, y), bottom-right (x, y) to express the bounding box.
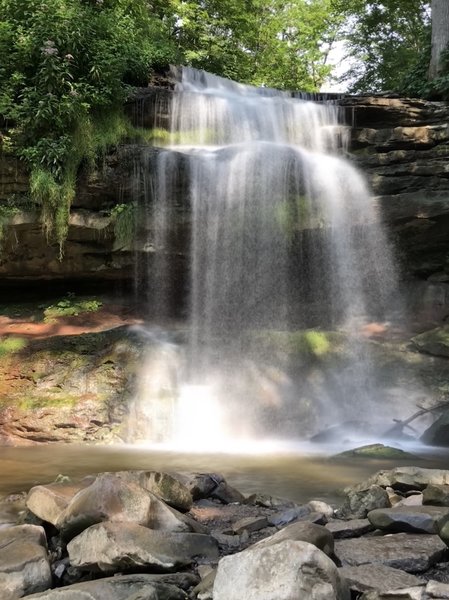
top-left (333, 444), bottom-right (416, 460)
top-left (412, 326), bottom-right (449, 358)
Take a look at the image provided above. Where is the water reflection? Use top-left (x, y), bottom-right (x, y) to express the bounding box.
top-left (0, 444), bottom-right (447, 503)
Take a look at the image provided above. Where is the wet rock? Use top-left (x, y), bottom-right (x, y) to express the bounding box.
top-left (67, 521), bottom-right (219, 572)
top-left (267, 504), bottom-right (315, 526)
top-left (337, 485), bottom-right (390, 519)
top-left (24, 574), bottom-right (189, 599)
top-left (334, 444), bottom-right (415, 460)
top-left (254, 521), bottom-right (334, 557)
top-left (335, 533), bottom-right (447, 572)
top-left (213, 540), bottom-right (349, 600)
top-left (0, 525), bottom-right (52, 599)
top-left (26, 477), bottom-right (95, 526)
top-left (424, 484), bottom-right (449, 506)
top-left (421, 409), bottom-right (449, 447)
top-left (368, 505), bottom-right (449, 534)
top-left (325, 518), bottom-right (374, 539)
top-left (412, 326), bottom-right (449, 358)
top-left (339, 564), bottom-right (425, 594)
top-left (56, 473), bottom-right (202, 541)
top-left (243, 493), bottom-right (296, 508)
top-left (349, 467), bottom-right (449, 493)
top-left (210, 482), bottom-right (245, 504)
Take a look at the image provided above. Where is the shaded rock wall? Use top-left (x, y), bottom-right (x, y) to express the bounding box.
top-left (1, 90), bottom-right (449, 293)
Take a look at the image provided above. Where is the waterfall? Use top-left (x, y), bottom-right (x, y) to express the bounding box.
top-left (133, 68), bottom-right (401, 450)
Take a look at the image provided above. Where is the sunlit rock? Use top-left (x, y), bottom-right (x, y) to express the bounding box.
top-left (0, 525), bottom-right (51, 599)
top-left (67, 521), bottom-right (219, 573)
top-left (254, 521), bottom-right (335, 557)
top-left (213, 540), bottom-right (349, 600)
top-left (348, 467), bottom-right (449, 493)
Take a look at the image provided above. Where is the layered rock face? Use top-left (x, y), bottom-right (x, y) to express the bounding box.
top-left (1, 90), bottom-right (449, 289)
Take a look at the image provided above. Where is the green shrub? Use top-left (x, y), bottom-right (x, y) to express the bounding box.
top-left (43, 294), bottom-right (102, 322)
top-left (0, 336), bottom-right (28, 357)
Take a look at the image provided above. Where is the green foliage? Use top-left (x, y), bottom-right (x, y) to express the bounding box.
top-left (110, 203), bottom-right (135, 249)
top-left (43, 293), bottom-right (102, 322)
top-left (0, 203), bottom-right (19, 248)
top-left (332, 0), bottom-right (431, 93)
top-left (0, 0), bottom-right (177, 251)
top-left (0, 336), bottom-right (27, 357)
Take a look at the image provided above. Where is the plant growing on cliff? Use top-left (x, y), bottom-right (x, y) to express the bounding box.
top-left (110, 203), bottom-right (136, 250)
top-left (0, 0), bottom-right (176, 255)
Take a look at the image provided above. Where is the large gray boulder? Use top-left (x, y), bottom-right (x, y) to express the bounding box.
top-left (0, 525), bottom-right (52, 599)
top-left (67, 521), bottom-right (219, 573)
top-left (367, 505), bottom-right (449, 534)
top-left (56, 473), bottom-right (202, 540)
top-left (335, 533), bottom-right (447, 572)
top-left (24, 574), bottom-right (190, 599)
top-left (213, 540), bottom-right (349, 600)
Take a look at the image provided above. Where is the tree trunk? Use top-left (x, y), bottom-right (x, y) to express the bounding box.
top-left (429, 0), bottom-right (449, 79)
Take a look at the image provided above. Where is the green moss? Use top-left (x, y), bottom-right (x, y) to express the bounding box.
top-left (18, 394), bottom-right (78, 411)
top-left (334, 444), bottom-right (415, 460)
top-left (0, 336), bottom-right (28, 357)
top-left (252, 329), bottom-right (344, 358)
top-left (110, 203), bottom-right (136, 249)
top-left (43, 294), bottom-right (102, 323)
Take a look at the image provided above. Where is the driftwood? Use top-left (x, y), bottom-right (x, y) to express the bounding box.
top-left (383, 400), bottom-right (449, 438)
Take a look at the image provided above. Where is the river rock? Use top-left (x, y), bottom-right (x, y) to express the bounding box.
top-left (254, 521), bottom-right (334, 557)
top-left (173, 473), bottom-right (224, 500)
top-left (24, 574), bottom-right (190, 599)
top-left (424, 484), bottom-right (449, 506)
top-left (339, 564), bottom-right (425, 594)
top-left (67, 521), bottom-right (219, 572)
top-left (267, 504), bottom-right (323, 526)
top-left (138, 472), bottom-right (193, 512)
top-left (0, 525), bottom-right (52, 599)
top-left (210, 481), bottom-right (246, 504)
top-left (349, 467), bottom-right (449, 493)
top-left (192, 569), bottom-right (216, 600)
top-left (335, 533), bottom-right (447, 572)
top-left (421, 409), bottom-right (449, 447)
top-left (26, 477), bottom-right (95, 526)
top-left (307, 500), bottom-right (335, 517)
top-left (213, 540), bottom-right (349, 600)
top-left (359, 587), bottom-right (424, 600)
top-left (232, 516), bottom-right (269, 534)
top-left (326, 518), bottom-right (374, 539)
top-left (367, 505), bottom-right (449, 534)
top-left (337, 485), bottom-right (391, 519)
top-left (56, 473), bottom-right (201, 540)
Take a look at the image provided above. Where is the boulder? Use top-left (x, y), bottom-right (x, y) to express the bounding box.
top-left (412, 326), bottom-right (449, 358)
top-left (138, 472), bottom-right (193, 512)
top-left (213, 540), bottom-right (349, 600)
top-left (421, 409), bottom-right (449, 447)
top-left (210, 482), bottom-right (246, 504)
top-left (335, 533), bottom-right (447, 572)
top-left (232, 516), bottom-right (269, 534)
top-left (334, 444), bottom-right (415, 460)
top-left (56, 473), bottom-right (201, 540)
top-left (267, 504), bottom-right (320, 526)
top-left (326, 519), bottom-right (374, 539)
top-left (337, 485), bottom-right (390, 519)
top-left (339, 564), bottom-right (424, 594)
top-left (254, 521), bottom-right (334, 557)
top-left (67, 521), bottom-right (219, 573)
top-left (0, 525), bottom-right (52, 599)
top-left (349, 467), bottom-right (449, 493)
top-left (367, 505), bottom-right (449, 534)
top-left (307, 500), bottom-right (334, 518)
top-left (423, 484), bottom-right (449, 506)
top-left (24, 573), bottom-right (190, 599)
top-left (172, 473), bottom-right (223, 500)
top-left (26, 478), bottom-right (95, 526)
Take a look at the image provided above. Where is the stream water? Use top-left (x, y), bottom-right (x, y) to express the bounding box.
top-left (1, 444), bottom-right (447, 504)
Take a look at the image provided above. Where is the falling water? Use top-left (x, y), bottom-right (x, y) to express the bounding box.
top-left (133, 68), bottom-right (402, 449)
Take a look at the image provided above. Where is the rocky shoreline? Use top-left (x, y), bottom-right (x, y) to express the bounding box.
top-left (2, 465), bottom-right (449, 599)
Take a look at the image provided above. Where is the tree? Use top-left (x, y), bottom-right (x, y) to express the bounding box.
top-left (429, 0), bottom-right (449, 78)
top-left (332, 0), bottom-right (430, 93)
